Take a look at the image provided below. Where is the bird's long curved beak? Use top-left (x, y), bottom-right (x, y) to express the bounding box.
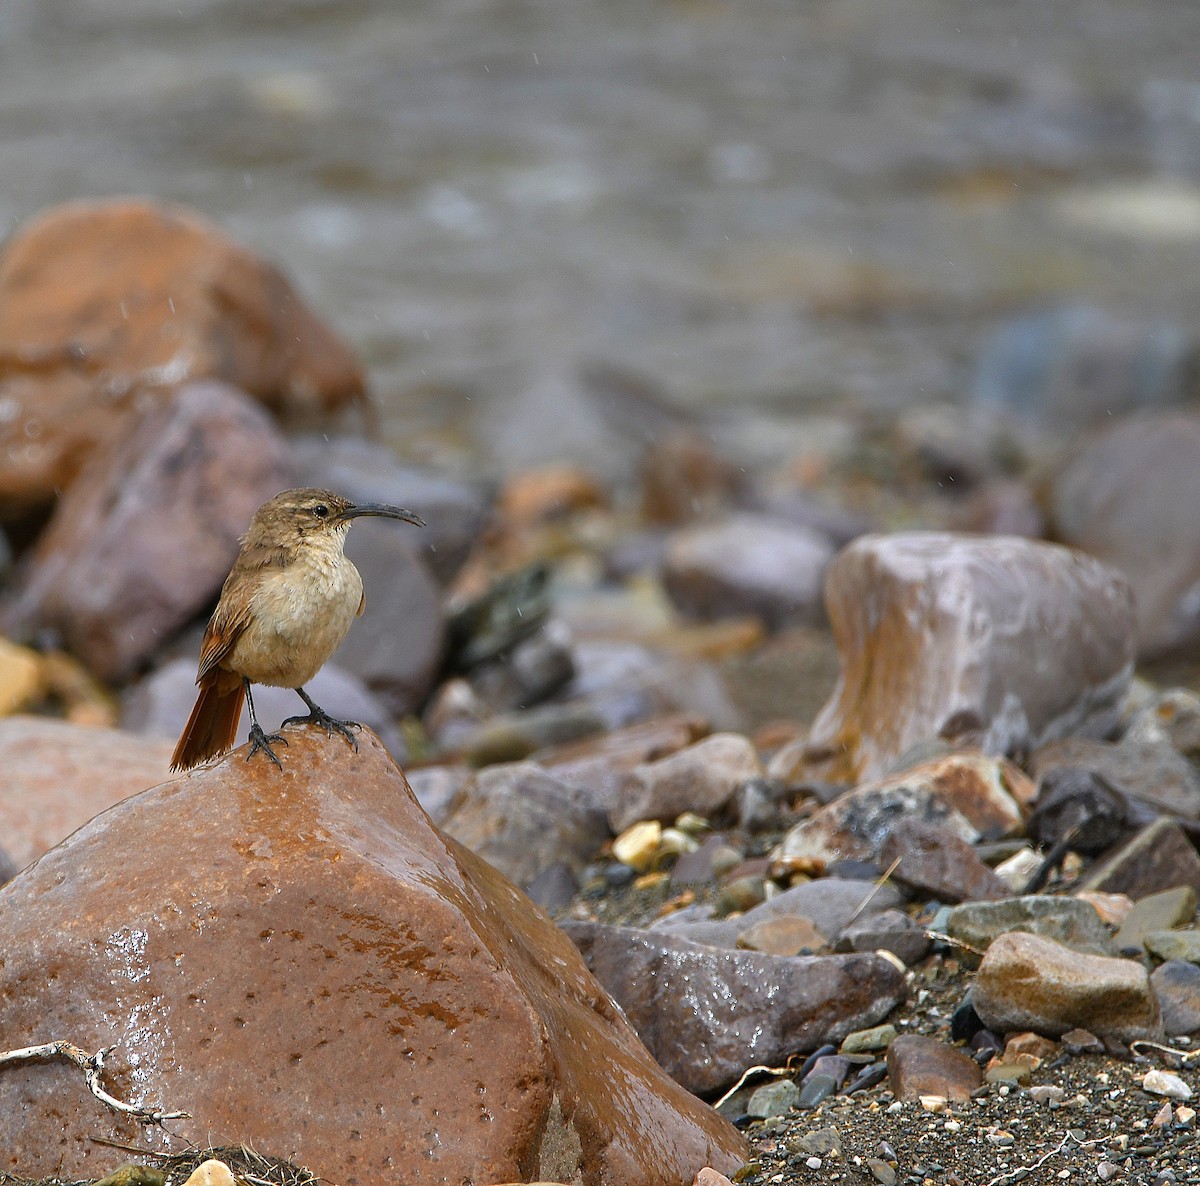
top-left (339, 502), bottom-right (426, 528)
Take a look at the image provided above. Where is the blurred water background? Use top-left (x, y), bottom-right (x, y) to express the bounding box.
top-left (3, 0), bottom-right (1200, 475)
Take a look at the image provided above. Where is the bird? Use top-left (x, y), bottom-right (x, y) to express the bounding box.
top-left (170, 487), bottom-right (425, 772)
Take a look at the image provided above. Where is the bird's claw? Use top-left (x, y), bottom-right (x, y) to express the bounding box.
top-left (282, 709), bottom-right (361, 751)
top-left (246, 724), bottom-right (288, 770)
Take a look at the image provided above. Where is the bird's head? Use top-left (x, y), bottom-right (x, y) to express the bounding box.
top-left (243, 488), bottom-right (425, 552)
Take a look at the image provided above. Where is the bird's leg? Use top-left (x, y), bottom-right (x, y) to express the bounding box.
top-left (244, 679), bottom-right (288, 770)
top-left (282, 686), bottom-right (361, 751)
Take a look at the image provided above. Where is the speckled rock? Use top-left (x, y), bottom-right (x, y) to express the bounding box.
top-left (2, 382), bottom-right (292, 682)
top-left (0, 199), bottom-right (364, 516)
top-left (880, 819), bottom-right (1009, 904)
top-left (973, 932), bottom-right (1162, 1042)
top-left (839, 910), bottom-right (932, 967)
top-left (563, 920), bottom-right (907, 1095)
top-left (0, 730), bottom-right (745, 1185)
top-left (1078, 818), bottom-right (1200, 899)
top-left (773, 753), bottom-right (1027, 868)
top-left (797, 533), bottom-right (1134, 783)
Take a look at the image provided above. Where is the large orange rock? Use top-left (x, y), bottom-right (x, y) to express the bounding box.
top-left (0, 199), bottom-right (366, 515)
top-left (0, 729), bottom-right (745, 1186)
top-left (800, 533), bottom-right (1135, 783)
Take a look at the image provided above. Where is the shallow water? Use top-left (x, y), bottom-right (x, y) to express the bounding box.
top-left (2, 0), bottom-right (1200, 471)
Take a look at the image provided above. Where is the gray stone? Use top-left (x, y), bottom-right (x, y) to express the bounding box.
top-left (881, 819), bottom-right (1009, 904)
top-left (663, 512), bottom-right (835, 630)
top-left (745, 1079), bottom-right (800, 1119)
top-left (973, 932), bottom-right (1162, 1043)
top-left (405, 764), bottom-right (473, 826)
top-left (1079, 819), bottom-right (1200, 899)
top-left (122, 657), bottom-right (408, 762)
top-left (946, 896), bottom-right (1116, 957)
top-left (1145, 929), bottom-right (1200, 965)
top-left (1113, 887), bottom-right (1197, 954)
top-left (562, 920), bottom-right (907, 1095)
top-left (609, 733), bottom-right (763, 834)
top-left (1151, 960), bottom-right (1200, 1036)
top-left (440, 761), bottom-right (609, 892)
top-left (839, 909), bottom-right (932, 967)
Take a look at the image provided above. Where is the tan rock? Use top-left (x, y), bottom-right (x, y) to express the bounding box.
top-left (0, 638), bottom-right (44, 715)
top-left (0, 198), bottom-right (365, 515)
top-left (181, 1162), bottom-right (237, 1186)
top-left (886, 1034), bottom-right (981, 1102)
top-left (0, 715), bottom-right (173, 870)
top-left (973, 931), bottom-right (1162, 1043)
top-left (799, 532), bottom-right (1134, 783)
top-left (736, 913), bottom-right (829, 956)
top-left (0, 729), bottom-right (744, 1185)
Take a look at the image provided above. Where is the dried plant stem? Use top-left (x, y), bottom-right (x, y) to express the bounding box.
top-left (0, 1039), bottom-right (188, 1124)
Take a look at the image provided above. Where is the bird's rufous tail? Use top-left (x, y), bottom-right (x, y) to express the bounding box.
top-left (171, 671), bottom-right (245, 771)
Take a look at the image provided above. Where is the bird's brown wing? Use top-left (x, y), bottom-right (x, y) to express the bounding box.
top-left (196, 593), bottom-right (252, 683)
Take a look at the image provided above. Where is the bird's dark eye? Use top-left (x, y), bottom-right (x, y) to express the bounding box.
top-left (311, 504), bottom-right (330, 518)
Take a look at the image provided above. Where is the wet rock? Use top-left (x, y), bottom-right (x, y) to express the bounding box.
top-left (0, 715), bottom-right (173, 870)
top-left (290, 435), bottom-right (489, 585)
top-left (439, 760), bottom-right (609, 893)
top-left (1113, 887), bottom-right (1198, 955)
top-left (1151, 960), bottom-right (1200, 1036)
top-left (945, 896), bottom-right (1117, 958)
top-left (973, 932), bottom-right (1162, 1043)
top-left (121, 657), bottom-right (407, 762)
top-left (798, 533), bottom-right (1134, 783)
top-left (1031, 736), bottom-right (1200, 821)
top-left (0, 199), bottom-right (364, 516)
top-left (0, 730), bottom-right (744, 1184)
top-left (3, 382), bottom-right (292, 682)
top-left (973, 306), bottom-right (1197, 429)
top-left (671, 835), bottom-right (745, 887)
top-left (662, 513), bottom-right (835, 630)
top-left (562, 920), bottom-right (907, 1095)
top-left (1078, 819), bottom-right (1200, 899)
top-left (465, 621), bottom-right (576, 714)
top-left (773, 753), bottom-right (1027, 868)
top-left (1048, 413), bottom-right (1200, 655)
top-left (886, 1035), bottom-right (982, 1102)
top-left (655, 877), bottom-right (901, 951)
top-left (839, 910), bottom-right (932, 967)
top-left (880, 819), bottom-right (1009, 904)
top-left (609, 733), bottom-right (763, 834)
top-left (326, 526), bottom-right (445, 715)
top-left (745, 1079), bottom-right (800, 1119)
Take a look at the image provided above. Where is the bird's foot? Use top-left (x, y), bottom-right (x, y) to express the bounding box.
top-left (246, 724), bottom-right (288, 770)
top-left (282, 707), bottom-right (361, 751)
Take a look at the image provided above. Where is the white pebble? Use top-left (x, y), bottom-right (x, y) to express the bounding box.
top-left (1142, 1069), bottom-right (1193, 1100)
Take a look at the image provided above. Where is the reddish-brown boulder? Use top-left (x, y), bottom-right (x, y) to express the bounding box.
top-left (0, 729), bottom-right (745, 1186)
top-left (800, 533), bottom-right (1134, 783)
top-left (0, 715), bottom-right (173, 871)
top-left (0, 199), bottom-right (365, 515)
top-left (3, 381), bottom-right (292, 681)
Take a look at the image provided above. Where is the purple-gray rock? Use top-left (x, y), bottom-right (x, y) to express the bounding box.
top-left (945, 896), bottom-right (1117, 958)
top-left (798, 532), bottom-right (1135, 784)
top-left (839, 909), bottom-right (932, 967)
top-left (1151, 960), bottom-right (1200, 1036)
top-left (122, 656), bottom-right (408, 762)
top-left (3, 381), bottom-right (292, 682)
top-left (662, 512), bottom-right (835, 631)
top-left (886, 1034), bottom-right (982, 1102)
top-left (1048, 413), bottom-right (1200, 656)
top-left (439, 760), bottom-right (609, 892)
top-left (562, 920), bottom-right (906, 1095)
top-left (881, 819), bottom-right (1009, 905)
top-left (1078, 819), bottom-right (1200, 900)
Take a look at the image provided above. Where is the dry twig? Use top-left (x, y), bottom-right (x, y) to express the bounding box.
top-left (0, 1040), bottom-right (188, 1125)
